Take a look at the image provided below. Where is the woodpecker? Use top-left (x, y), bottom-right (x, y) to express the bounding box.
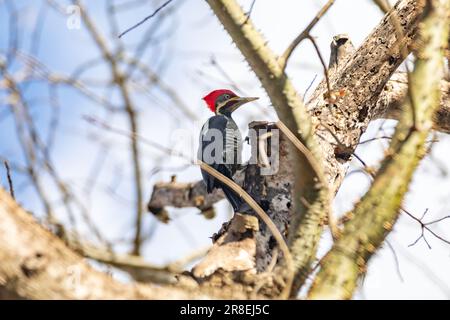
top-left (198, 89), bottom-right (258, 212)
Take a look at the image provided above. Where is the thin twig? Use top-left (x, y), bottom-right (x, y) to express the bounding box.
top-left (329, 130), bottom-right (449, 251)
top-left (403, 208), bottom-right (450, 248)
top-left (321, 122), bottom-right (369, 169)
top-left (3, 161), bottom-right (15, 199)
top-left (303, 74), bottom-right (318, 101)
top-left (84, 115), bottom-right (189, 159)
top-left (242, 0), bottom-right (257, 25)
top-left (278, 0), bottom-right (335, 71)
top-left (74, 0), bottom-right (145, 254)
top-left (307, 35), bottom-right (332, 96)
top-left (385, 240), bottom-right (404, 282)
top-left (118, 0), bottom-right (173, 38)
top-left (359, 136), bottom-right (392, 145)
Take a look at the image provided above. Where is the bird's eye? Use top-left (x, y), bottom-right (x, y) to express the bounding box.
top-left (223, 94), bottom-right (230, 100)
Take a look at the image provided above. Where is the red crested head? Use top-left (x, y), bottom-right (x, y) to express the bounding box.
top-left (202, 89), bottom-right (237, 113)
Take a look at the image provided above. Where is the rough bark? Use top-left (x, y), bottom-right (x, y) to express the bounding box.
top-left (0, 188), bottom-right (243, 299)
top-left (148, 180), bottom-right (225, 222)
top-left (377, 73), bottom-right (450, 133)
top-left (307, 0), bottom-right (425, 192)
top-left (308, 0), bottom-right (449, 299)
top-left (0, 286), bottom-right (24, 300)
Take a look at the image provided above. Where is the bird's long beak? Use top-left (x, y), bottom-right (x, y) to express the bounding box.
top-left (227, 96), bottom-right (259, 113)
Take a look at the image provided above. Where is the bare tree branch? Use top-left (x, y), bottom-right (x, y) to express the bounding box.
top-left (308, 0), bottom-right (449, 299)
top-left (376, 73), bottom-right (450, 133)
top-left (118, 0), bottom-right (174, 38)
top-left (0, 187), bottom-right (234, 299)
top-left (73, 0), bottom-right (145, 255)
top-left (148, 180), bottom-right (224, 222)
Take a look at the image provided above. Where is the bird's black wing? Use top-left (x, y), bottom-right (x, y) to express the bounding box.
top-left (198, 115), bottom-right (238, 192)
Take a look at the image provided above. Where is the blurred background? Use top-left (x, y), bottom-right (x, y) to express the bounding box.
top-left (0, 0), bottom-right (449, 299)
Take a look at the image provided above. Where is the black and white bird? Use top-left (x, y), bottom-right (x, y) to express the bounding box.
top-left (198, 89), bottom-right (258, 212)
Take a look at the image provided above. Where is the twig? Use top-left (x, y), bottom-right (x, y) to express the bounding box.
top-left (385, 240), bottom-right (404, 282)
top-left (404, 208), bottom-right (450, 248)
top-left (303, 74), bottom-right (318, 101)
top-left (332, 132), bottom-right (449, 251)
top-left (320, 122), bottom-right (369, 169)
top-left (209, 55), bottom-right (244, 94)
top-left (359, 136), bottom-right (392, 145)
top-left (3, 161), bottom-right (15, 199)
top-left (278, 0), bottom-right (335, 71)
top-left (307, 35), bottom-right (332, 96)
top-left (118, 0), bottom-right (174, 38)
top-left (396, 243), bottom-right (450, 298)
top-left (242, 0), bottom-right (257, 25)
top-left (208, 55), bottom-right (271, 117)
top-left (84, 115), bottom-right (189, 159)
top-left (74, 1), bottom-right (145, 254)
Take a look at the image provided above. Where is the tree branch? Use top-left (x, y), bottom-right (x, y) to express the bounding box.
top-left (3, 160), bottom-right (15, 200)
top-left (148, 180), bottom-right (224, 222)
top-left (301, 0), bottom-right (425, 199)
top-left (308, 0), bottom-right (449, 299)
top-left (376, 73), bottom-right (450, 133)
top-left (73, 0), bottom-right (145, 255)
top-left (69, 238), bottom-right (209, 285)
top-left (0, 187), bottom-right (236, 299)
